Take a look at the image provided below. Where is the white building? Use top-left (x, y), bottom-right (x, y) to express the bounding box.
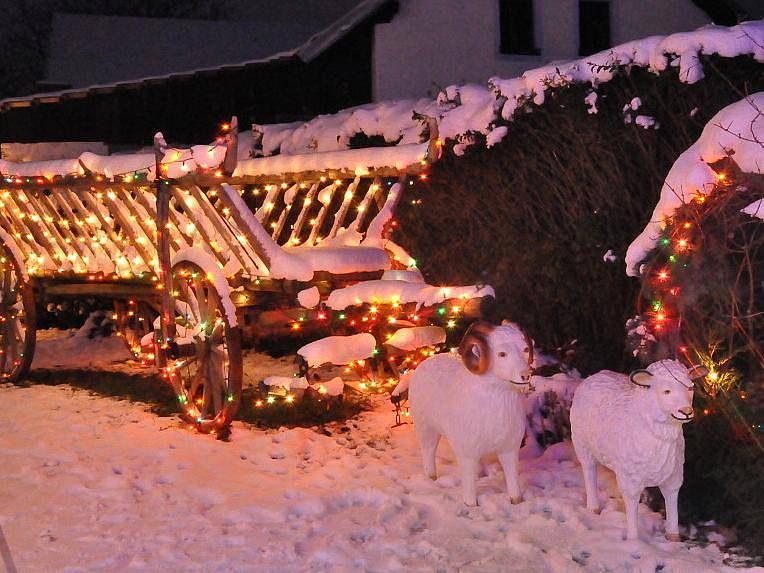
top-left (372, 0), bottom-right (741, 100)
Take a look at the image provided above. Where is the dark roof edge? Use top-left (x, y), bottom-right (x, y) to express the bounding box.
top-left (0, 0), bottom-right (399, 112)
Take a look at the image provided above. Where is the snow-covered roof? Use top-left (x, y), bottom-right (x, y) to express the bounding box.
top-left (0, 0), bottom-right (396, 110)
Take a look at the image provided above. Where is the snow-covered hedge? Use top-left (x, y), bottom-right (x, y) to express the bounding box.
top-left (396, 53), bottom-right (763, 374)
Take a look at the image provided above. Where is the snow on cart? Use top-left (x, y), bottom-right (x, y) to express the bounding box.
top-left (0, 116), bottom-right (493, 434)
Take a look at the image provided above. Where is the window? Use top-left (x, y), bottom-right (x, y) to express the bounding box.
top-left (499, 0), bottom-right (539, 56)
top-left (579, 1), bottom-right (611, 56)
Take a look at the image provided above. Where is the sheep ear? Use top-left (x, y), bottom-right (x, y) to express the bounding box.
top-left (687, 364), bottom-right (708, 380)
top-left (630, 369), bottom-right (653, 387)
top-left (523, 331), bottom-right (534, 366)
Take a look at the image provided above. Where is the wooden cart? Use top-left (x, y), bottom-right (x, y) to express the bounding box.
top-left (0, 118), bottom-right (489, 434)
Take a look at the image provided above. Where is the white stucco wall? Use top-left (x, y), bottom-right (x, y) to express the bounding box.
top-left (373, 0), bottom-right (711, 101)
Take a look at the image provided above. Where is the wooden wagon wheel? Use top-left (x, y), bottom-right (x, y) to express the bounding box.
top-left (114, 299), bottom-right (157, 359)
top-left (0, 248), bottom-right (36, 382)
top-left (168, 262), bottom-right (242, 434)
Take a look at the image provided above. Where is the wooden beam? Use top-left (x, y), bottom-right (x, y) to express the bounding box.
top-left (43, 282), bottom-right (158, 299)
top-left (6, 162), bottom-right (424, 194)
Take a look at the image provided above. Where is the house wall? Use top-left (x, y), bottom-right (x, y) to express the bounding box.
top-left (373, 0), bottom-right (711, 101)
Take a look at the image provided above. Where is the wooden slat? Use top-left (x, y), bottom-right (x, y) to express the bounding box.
top-left (255, 184), bottom-right (281, 223)
top-left (32, 191), bottom-right (92, 269)
top-left (168, 187), bottom-right (230, 268)
top-left (131, 187), bottom-right (189, 252)
top-left (112, 187), bottom-right (168, 257)
top-left (102, 190), bottom-right (156, 264)
top-left (102, 189), bottom-right (156, 270)
top-left (6, 192), bottom-right (62, 267)
top-left (214, 184), bottom-right (274, 271)
top-left (46, 190), bottom-right (103, 265)
top-left (62, 189), bottom-right (123, 263)
top-left (21, 190), bottom-right (80, 269)
top-left (347, 178), bottom-right (381, 232)
top-left (271, 183), bottom-right (301, 241)
top-left (53, 189), bottom-right (115, 267)
top-left (186, 185), bottom-right (262, 275)
top-left (307, 180), bottom-right (340, 245)
top-left (328, 177), bottom-right (360, 238)
top-left (0, 201), bottom-right (45, 260)
top-left (288, 182), bottom-right (322, 245)
top-left (80, 191), bottom-right (142, 274)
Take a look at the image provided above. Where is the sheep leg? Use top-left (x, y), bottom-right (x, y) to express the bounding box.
top-left (498, 449), bottom-right (522, 504)
top-left (574, 443), bottom-right (600, 513)
top-left (621, 487), bottom-right (642, 540)
top-left (459, 457), bottom-right (479, 506)
top-left (660, 483), bottom-right (681, 541)
top-left (415, 424), bottom-right (440, 479)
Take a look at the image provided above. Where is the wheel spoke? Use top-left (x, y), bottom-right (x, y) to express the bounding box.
top-left (192, 274), bottom-right (209, 326)
top-left (207, 349), bottom-right (225, 414)
top-left (7, 319), bottom-right (21, 367)
top-left (178, 280), bottom-right (201, 326)
top-left (0, 322), bottom-right (10, 375)
top-left (209, 322), bottom-right (224, 344)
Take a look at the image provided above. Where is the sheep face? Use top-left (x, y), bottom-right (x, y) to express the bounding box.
top-left (459, 321), bottom-right (533, 390)
top-left (630, 360), bottom-right (707, 423)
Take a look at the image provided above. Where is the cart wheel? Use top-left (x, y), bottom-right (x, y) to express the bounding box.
top-left (169, 262), bottom-right (242, 434)
top-left (0, 249), bottom-right (36, 382)
top-left (114, 299), bottom-right (156, 359)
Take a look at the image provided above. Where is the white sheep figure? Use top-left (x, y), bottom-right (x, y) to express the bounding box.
top-left (570, 359), bottom-right (707, 541)
top-left (409, 320), bottom-right (534, 506)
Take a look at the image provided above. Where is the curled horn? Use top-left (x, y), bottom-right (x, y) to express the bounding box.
top-left (629, 369), bottom-right (653, 388)
top-left (459, 321), bottom-right (495, 375)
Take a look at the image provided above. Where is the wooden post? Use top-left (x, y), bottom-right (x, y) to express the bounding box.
top-left (154, 133), bottom-right (175, 367)
top-left (412, 112), bottom-right (441, 164)
top-left (222, 116), bottom-right (238, 177)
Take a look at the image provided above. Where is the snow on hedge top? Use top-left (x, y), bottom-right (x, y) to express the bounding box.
top-left (257, 21), bottom-right (764, 157)
top-left (625, 93), bottom-right (764, 276)
top-left (492, 21), bottom-right (763, 114)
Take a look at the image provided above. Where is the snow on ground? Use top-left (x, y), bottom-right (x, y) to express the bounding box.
top-left (32, 328), bottom-right (136, 371)
top-left (2, 332), bottom-right (760, 572)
